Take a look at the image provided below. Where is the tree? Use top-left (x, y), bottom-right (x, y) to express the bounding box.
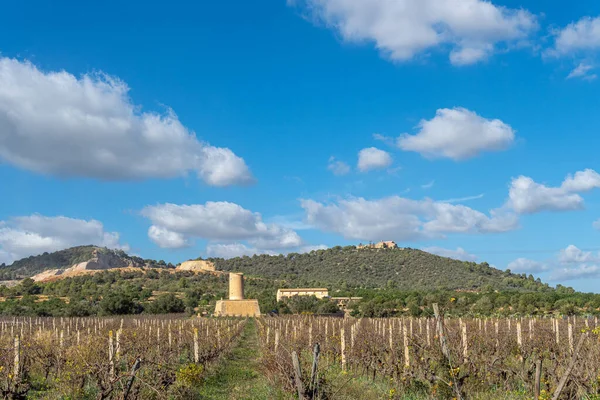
top-left (146, 294), bottom-right (185, 314)
top-left (100, 293), bottom-right (142, 315)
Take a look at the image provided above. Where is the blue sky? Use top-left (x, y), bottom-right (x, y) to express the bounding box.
top-left (2, 0), bottom-right (600, 291)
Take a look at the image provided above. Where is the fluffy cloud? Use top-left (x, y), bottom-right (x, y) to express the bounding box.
top-left (206, 243), bottom-right (328, 259)
top-left (0, 215), bottom-right (127, 265)
top-left (301, 196), bottom-right (517, 241)
top-left (507, 258), bottom-right (549, 273)
top-left (593, 219), bottom-right (600, 230)
top-left (558, 245), bottom-right (599, 264)
top-left (397, 108), bottom-right (515, 160)
top-left (357, 147), bottom-right (392, 172)
top-left (507, 169), bottom-right (600, 214)
top-left (141, 202), bottom-right (303, 250)
top-left (550, 16), bottom-right (600, 56)
top-left (551, 245), bottom-right (600, 281)
top-left (512, 245), bottom-right (600, 282)
top-left (423, 246), bottom-right (477, 261)
top-left (567, 62), bottom-right (597, 80)
top-left (0, 57), bottom-right (253, 186)
top-left (294, 0), bottom-right (537, 65)
top-left (206, 243), bottom-right (275, 259)
top-left (327, 156), bottom-right (351, 176)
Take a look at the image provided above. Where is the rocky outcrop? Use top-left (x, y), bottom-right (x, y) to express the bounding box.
top-left (176, 260), bottom-right (216, 272)
top-left (31, 248), bottom-right (134, 282)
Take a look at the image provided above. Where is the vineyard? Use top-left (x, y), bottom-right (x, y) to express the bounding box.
top-left (0, 312), bottom-right (599, 399)
top-left (258, 311), bottom-right (600, 399)
top-left (0, 315), bottom-right (245, 399)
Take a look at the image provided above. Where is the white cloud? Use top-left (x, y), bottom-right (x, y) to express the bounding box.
top-left (593, 219), bottom-right (600, 230)
top-left (567, 62), bottom-right (597, 80)
top-left (441, 194), bottom-right (485, 203)
top-left (423, 246), bottom-right (477, 261)
top-left (206, 242), bottom-right (328, 259)
top-left (0, 57), bottom-right (253, 186)
top-left (141, 202), bottom-right (303, 250)
top-left (206, 243), bottom-right (275, 259)
top-left (397, 108), bottom-right (515, 160)
top-left (507, 169), bottom-right (600, 214)
top-left (551, 265), bottom-right (600, 281)
top-left (301, 195), bottom-right (517, 241)
top-left (357, 147), bottom-right (392, 172)
top-left (550, 16), bottom-right (600, 56)
top-left (507, 258), bottom-right (549, 273)
top-left (421, 180), bottom-right (435, 189)
top-left (372, 133), bottom-right (395, 147)
top-left (558, 245), bottom-right (599, 264)
top-left (550, 245), bottom-right (600, 281)
top-left (327, 156), bottom-right (351, 176)
top-left (0, 214), bottom-right (127, 265)
top-left (294, 0), bottom-right (537, 65)
top-left (147, 226), bottom-right (190, 249)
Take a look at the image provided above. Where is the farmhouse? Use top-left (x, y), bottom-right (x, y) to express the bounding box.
top-left (357, 241), bottom-right (398, 249)
top-left (276, 288), bottom-right (329, 302)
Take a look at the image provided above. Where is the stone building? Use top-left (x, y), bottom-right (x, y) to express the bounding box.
top-left (214, 273), bottom-right (261, 317)
top-left (357, 240), bottom-right (398, 249)
top-left (276, 288), bottom-right (329, 302)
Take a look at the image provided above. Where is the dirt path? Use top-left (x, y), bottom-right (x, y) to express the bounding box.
top-left (198, 319), bottom-right (291, 400)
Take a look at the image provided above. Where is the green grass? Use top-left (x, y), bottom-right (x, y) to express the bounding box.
top-left (197, 319), bottom-right (292, 400)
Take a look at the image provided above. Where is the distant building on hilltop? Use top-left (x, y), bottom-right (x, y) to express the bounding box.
top-left (357, 240), bottom-right (398, 250)
top-left (276, 288), bottom-right (329, 302)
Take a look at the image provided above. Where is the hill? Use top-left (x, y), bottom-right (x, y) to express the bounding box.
top-left (210, 246), bottom-right (550, 292)
top-left (0, 245), bottom-right (168, 280)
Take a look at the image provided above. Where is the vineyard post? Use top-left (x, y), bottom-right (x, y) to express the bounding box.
top-left (516, 321), bottom-right (522, 361)
top-left (432, 304), bottom-right (449, 359)
top-left (109, 330), bottom-right (115, 379)
top-left (426, 319), bottom-right (430, 346)
top-left (116, 329), bottom-right (121, 362)
top-left (403, 324), bottom-right (409, 368)
top-left (291, 351), bottom-right (306, 400)
top-left (461, 322), bottom-right (468, 363)
top-left (433, 304), bottom-right (463, 400)
top-left (555, 319), bottom-right (560, 344)
top-left (194, 327), bottom-right (199, 363)
top-left (340, 327), bottom-right (346, 371)
top-left (275, 329), bottom-right (280, 352)
top-left (13, 335), bottom-right (20, 388)
top-left (309, 343), bottom-right (320, 395)
top-left (534, 359), bottom-right (542, 399)
top-left (495, 320), bottom-right (499, 350)
top-left (568, 323), bottom-right (574, 354)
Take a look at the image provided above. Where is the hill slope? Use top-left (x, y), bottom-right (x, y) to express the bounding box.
top-left (0, 246), bottom-right (164, 280)
top-left (211, 246), bottom-right (550, 292)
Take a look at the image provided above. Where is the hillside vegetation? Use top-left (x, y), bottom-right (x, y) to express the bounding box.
top-left (211, 246), bottom-right (549, 292)
top-left (0, 245), bottom-right (170, 280)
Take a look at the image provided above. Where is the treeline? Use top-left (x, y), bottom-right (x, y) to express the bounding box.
top-left (349, 285), bottom-right (600, 317)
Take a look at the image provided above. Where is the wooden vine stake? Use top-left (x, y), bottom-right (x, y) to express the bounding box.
top-left (13, 336), bottom-right (20, 387)
top-left (109, 330), bottom-right (115, 379)
top-left (462, 322), bottom-right (468, 363)
top-left (403, 324), bottom-right (410, 368)
top-left (193, 328), bottom-right (199, 363)
top-left (340, 327), bottom-right (346, 371)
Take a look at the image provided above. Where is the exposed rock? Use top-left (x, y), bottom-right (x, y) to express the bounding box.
top-left (176, 260), bottom-right (216, 272)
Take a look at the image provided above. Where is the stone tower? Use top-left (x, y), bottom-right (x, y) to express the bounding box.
top-left (213, 272), bottom-right (260, 317)
top-left (229, 273), bottom-right (244, 300)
